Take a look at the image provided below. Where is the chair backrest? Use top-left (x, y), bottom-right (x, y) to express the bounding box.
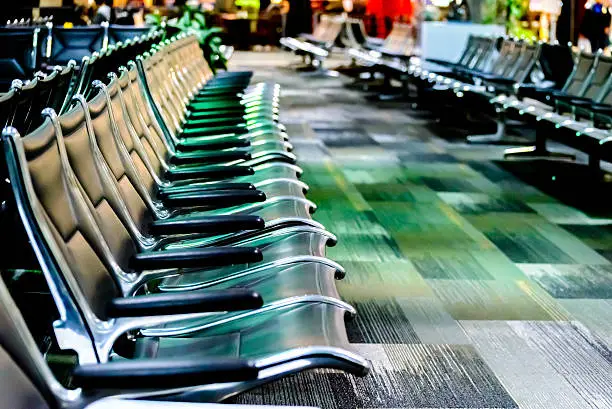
top-left (10, 114), bottom-right (123, 324)
top-left (381, 22), bottom-right (411, 54)
top-left (487, 38), bottom-right (514, 75)
top-left (594, 74), bottom-right (612, 105)
top-left (311, 15), bottom-right (332, 40)
top-left (0, 29), bottom-right (40, 90)
top-left (2, 121), bottom-right (103, 362)
top-left (579, 53), bottom-right (612, 100)
top-left (0, 88), bottom-right (19, 225)
top-left (538, 43), bottom-right (574, 88)
top-left (50, 63), bottom-right (77, 115)
top-left (0, 277), bottom-right (57, 409)
top-left (5, 98), bottom-right (221, 364)
top-left (509, 42), bottom-right (541, 83)
top-left (66, 56), bottom-right (93, 113)
top-left (562, 51), bottom-right (597, 96)
top-left (85, 48), bottom-right (115, 98)
top-left (455, 35), bottom-right (479, 67)
top-left (349, 19), bottom-right (368, 46)
top-left (377, 23), bottom-right (412, 55)
top-left (0, 88), bottom-right (18, 130)
top-left (10, 78), bottom-right (42, 135)
top-left (82, 32), bottom-right (160, 99)
top-left (80, 84), bottom-right (160, 245)
top-left (341, 19), bottom-right (361, 48)
top-left (7, 63), bottom-right (75, 136)
top-left (107, 25), bottom-right (151, 46)
top-left (1, 125), bottom-right (136, 407)
top-left (470, 36), bottom-right (496, 71)
top-left (321, 15), bottom-right (345, 43)
top-left (48, 25), bottom-right (108, 66)
top-left (119, 63), bottom-right (174, 188)
top-left (491, 39), bottom-right (521, 76)
top-left (0, 343), bottom-right (51, 409)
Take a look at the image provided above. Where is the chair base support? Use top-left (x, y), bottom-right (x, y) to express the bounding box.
top-left (503, 145), bottom-right (577, 161)
top-left (467, 119), bottom-right (531, 145)
top-left (503, 121), bottom-right (577, 162)
top-left (467, 133), bottom-right (532, 145)
top-left (365, 92), bottom-right (414, 102)
top-left (300, 67), bottom-right (340, 78)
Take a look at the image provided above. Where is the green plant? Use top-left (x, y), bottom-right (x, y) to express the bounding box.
top-left (481, 0), bottom-right (506, 24)
top-left (506, 0), bottom-right (537, 40)
top-left (146, 5), bottom-right (227, 70)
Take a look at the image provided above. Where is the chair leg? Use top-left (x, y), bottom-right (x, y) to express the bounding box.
top-left (366, 76), bottom-right (414, 102)
top-left (503, 123), bottom-right (576, 161)
top-left (300, 59), bottom-right (340, 78)
top-left (588, 152), bottom-right (602, 175)
top-left (467, 111), bottom-right (531, 145)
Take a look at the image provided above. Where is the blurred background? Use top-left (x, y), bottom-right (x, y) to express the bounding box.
top-left (1, 0), bottom-right (603, 51)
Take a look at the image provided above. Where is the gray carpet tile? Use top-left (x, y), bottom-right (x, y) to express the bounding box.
top-left (517, 264), bottom-right (612, 299)
top-left (229, 52), bottom-right (612, 409)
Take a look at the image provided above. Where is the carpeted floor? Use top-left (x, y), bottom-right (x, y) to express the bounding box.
top-left (228, 52), bottom-right (612, 409)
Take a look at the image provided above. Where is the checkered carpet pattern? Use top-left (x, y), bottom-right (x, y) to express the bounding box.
top-left (228, 52), bottom-right (612, 409)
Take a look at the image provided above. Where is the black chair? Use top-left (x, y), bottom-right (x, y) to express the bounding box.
top-left (108, 25), bottom-right (151, 45)
top-left (459, 42), bottom-right (542, 144)
top-left (0, 88), bottom-right (17, 129)
top-left (0, 222), bottom-right (265, 409)
top-left (502, 53), bottom-right (612, 167)
top-left (279, 15), bottom-right (344, 73)
top-left (0, 29), bottom-right (40, 90)
top-left (538, 42), bottom-right (575, 90)
top-left (0, 32), bottom-right (370, 403)
top-left (0, 87), bottom-right (18, 217)
top-left (50, 63), bottom-right (77, 115)
top-left (509, 50), bottom-right (594, 113)
top-left (426, 34), bottom-right (480, 69)
top-left (47, 25), bottom-right (108, 66)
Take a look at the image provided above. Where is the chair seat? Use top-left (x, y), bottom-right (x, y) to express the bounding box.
top-left (156, 258), bottom-right (340, 302)
top-left (135, 302), bottom-right (366, 401)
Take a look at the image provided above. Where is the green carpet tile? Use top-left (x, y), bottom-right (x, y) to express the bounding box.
top-left (227, 52), bottom-right (612, 409)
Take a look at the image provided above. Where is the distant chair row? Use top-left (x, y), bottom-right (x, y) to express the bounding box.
top-left (280, 15), bottom-right (413, 78)
top-left (4, 16), bottom-right (53, 27)
top-left (0, 30), bottom-right (163, 137)
top-left (0, 23), bottom-right (153, 89)
top-left (351, 33), bottom-right (612, 176)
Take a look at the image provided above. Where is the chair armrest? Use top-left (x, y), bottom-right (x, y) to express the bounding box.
top-left (163, 190), bottom-right (266, 208)
top-left (149, 215), bottom-right (265, 235)
top-left (591, 104), bottom-right (612, 116)
top-left (129, 247), bottom-right (263, 270)
top-left (191, 93), bottom-right (242, 101)
top-left (570, 99), bottom-right (596, 107)
top-left (73, 357), bottom-right (259, 389)
top-left (299, 34), bottom-right (329, 47)
top-left (554, 93), bottom-right (590, 103)
top-left (164, 165), bottom-right (254, 181)
top-left (478, 73), bottom-right (515, 85)
top-left (106, 288), bottom-right (264, 318)
top-left (169, 150), bottom-right (251, 166)
top-left (176, 136), bottom-right (250, 152)
top-left (181, 125), bottom-right (250, 138)
top-left (425, 58), bottom-right (455, 67)
top-left (367, 37), bottom-right (385, 46)
top-left (158, 182), bottom-right (255, 197)
top-left (452, 66), bottom-right (479, 76)
top-left (379, 49), bottom-right (411, 60)
top-left (516, 84), bottom-right (555, 100)
top-left (182, 116), bottom-right (243, 128)
top-left (195, 89), bottom-right (243, 98)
